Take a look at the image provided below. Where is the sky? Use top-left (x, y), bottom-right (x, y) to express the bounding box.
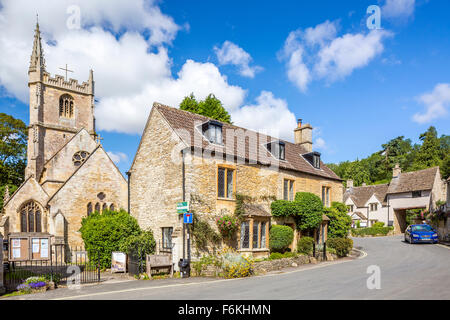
top-left (0, 0), bottom-right (449, 176)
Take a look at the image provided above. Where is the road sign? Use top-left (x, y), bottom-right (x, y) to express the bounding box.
top-left (177, 202), bottom-right (189, 214)
top-left (183, 212), bottom-right (193, 224)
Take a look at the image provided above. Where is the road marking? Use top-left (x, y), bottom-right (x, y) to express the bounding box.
top-left (436, 244), bottom-right (450, 250)
top-left (53, 251), bottom-right (368, 300)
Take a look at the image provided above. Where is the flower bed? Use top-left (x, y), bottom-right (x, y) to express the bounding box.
top-left (16, 277), bottom-right (49, 294)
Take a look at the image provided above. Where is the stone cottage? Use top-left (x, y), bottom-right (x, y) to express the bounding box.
top-left (344, 165), bottom-right (446, 234)
top-left (128, 102), bottom-right (343, 266)
top-left (0, 23), bottom-right (127, 257)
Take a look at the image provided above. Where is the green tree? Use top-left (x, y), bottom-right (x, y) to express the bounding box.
top-left (412, 126), bottom-right (441, 170)
top-left (180, 93), bottom-right (232, 123)
top-left (0, 113), bottom-right (28, 187)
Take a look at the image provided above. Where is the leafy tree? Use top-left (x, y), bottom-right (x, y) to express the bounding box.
top-left (118, 230), bottom-right (156, 257)
top-left (412, 126), bottom-right (441, 170)
top-left (180, 93), bottom-right (232, 123)
top-left (0, 113), bottom-right (27, 187)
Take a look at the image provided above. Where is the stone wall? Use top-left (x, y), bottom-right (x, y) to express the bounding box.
top-left (47, 147), bottom-right (128, 247)
top-left (129, 108), bottom-right (185, 265)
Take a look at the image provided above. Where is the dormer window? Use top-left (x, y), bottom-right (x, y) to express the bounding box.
top-left (303, 151), bottom-right (321, 169)
top-left (267, 141), bottom-right (285, 160)
top-left (202, 120), bottom-right (223, 145)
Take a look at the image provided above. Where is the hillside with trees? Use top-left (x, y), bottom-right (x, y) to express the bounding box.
top-left (327, 126), bottom-right (450, 187)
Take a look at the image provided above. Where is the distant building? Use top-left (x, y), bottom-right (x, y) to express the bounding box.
top-left (344, 165), bottom-right (446, 234)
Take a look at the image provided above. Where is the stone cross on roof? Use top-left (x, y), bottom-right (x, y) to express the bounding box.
top-left (59, 64), bottom-right (74, 81)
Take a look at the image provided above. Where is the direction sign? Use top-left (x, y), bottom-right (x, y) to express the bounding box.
top-left (177, 201), bottom-right (189, 214)
top-left (183, 212), bottom-right (193, 224)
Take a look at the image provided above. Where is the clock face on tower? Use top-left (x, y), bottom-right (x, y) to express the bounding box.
top-left (72, 150), bottom-right (90, 167)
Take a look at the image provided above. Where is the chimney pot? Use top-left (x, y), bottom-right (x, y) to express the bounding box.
top-left (297, 118), bottom-right (302, 128)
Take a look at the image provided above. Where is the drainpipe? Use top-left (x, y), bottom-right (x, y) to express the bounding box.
top-left (126, 171), bottom-right (131, 214)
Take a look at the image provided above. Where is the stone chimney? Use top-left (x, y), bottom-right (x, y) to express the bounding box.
top-left (294, 118), bottom-right (313, 152)
top-left (347, 179), bottom-right (353, 189)
top-left (393, 163), bottom-right (402, 178)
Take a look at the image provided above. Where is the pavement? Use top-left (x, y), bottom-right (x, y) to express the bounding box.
top-left (2, 235), bottom-right (449, 300)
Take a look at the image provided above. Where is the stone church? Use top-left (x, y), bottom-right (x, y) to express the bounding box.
top-left (0, 23), bottom-right (128, 251)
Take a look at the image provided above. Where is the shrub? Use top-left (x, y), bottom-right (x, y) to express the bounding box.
top-left (356, 220), bottom-right (361, 228)
top-left (80, 209), bottom-right (141, 268)
top-left (372, 222), bottom-right (385, 228)
top-left (118, 230), bottom-right (156, 256)
top-left (269, 225), bottom-right (294, 253)
top-left (221, 250), bottom-right (253, 278)
top-left (294, 192), bottom-right (324, 231)
top-left (324, 204), bottom-right (352, 238)
top-left (268, 252), bottom-right (297, 260)
top-left (351, 226), bottom-right (393, 237)
top-left (297, 236), bottom-right (314, 255)
top-left (216, 215), bottom-right (238, 238)
top-left (327, 238), bottom-right (353, 257)
top-left (271, 200), bottom-right (297, 217)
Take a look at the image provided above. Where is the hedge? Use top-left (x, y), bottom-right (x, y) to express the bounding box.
top-left (269, 225), bottom-right (294, 253)
top-left (79, 209), bottom-right (141, 268)
top-left (351, 226), bottom-right (393, 237)
top-left (297, 236), bottom-right (314, 255)
top-left (327, 238), bottom-right (353, 257)
top-left (294, 192), bottom-right (324, 231)
top-left (324, 205), bottom-right (352, 239)
top-left (271, 200), bottom-right (297, 217)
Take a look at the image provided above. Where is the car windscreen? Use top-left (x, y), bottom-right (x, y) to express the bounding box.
top-left (412, 225), bottom-right (433, 232)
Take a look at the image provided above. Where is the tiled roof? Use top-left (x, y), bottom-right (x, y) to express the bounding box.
top-left (242, 203), bottom-right (272, 217)
top-left (344, 184), bottom-right (389, 208)
top-left (387, 167), bottom-right (439, 195)
top-left (352, 212), bottom-right (367, 220)
top-left (154, 103), bottom-right (341, 181)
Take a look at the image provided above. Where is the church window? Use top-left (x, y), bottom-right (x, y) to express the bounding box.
top-left (95, 203), bottom-right (100, 213)
top-left (20, 201), bottom-right (42, 233)
top-left (97, 192), bottom-right (106, 201)
top-left (102, 203), bottom-right (108, 212)
top-left (110, 204), bottom-right (115, 211)
top-left (59, 94), bottom-right (75, 118)
top-left (72, 151), bottom-right (90, 167)
top-left (87, 202), bottom-right (93, 216)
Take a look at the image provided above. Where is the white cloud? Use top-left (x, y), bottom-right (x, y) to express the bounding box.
top-left (382, 0), bottom-right (415, 19)
top-left (0, 0), bottom-right (299, 140)
top-left (107, 151), bottom-right (128, 164)
top-left (231, 91), bottom-right (297, 141)
top-left (412, 83), bottom-right (450, 124)
top-left (280, 20), bottom-right (392, 92)
top-left (314, 137), bottom-right (326, 150)
top-left (214, 41), bottom-right (262, 78)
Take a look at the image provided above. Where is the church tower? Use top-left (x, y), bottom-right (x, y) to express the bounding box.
top-left (26, 22), bottom-right (97, 179)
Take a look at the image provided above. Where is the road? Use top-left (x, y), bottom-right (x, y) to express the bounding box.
top-left (4, 235), bottom-right (450, 300)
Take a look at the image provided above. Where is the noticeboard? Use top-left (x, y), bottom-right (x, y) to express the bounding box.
top-left (111, 252), bottom-right (127, 273)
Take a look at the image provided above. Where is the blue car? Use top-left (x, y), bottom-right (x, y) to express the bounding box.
top-left (404, 224), bottom-right (438, 244)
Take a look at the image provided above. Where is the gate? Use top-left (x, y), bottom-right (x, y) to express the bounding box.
top-left (3, 245), bottom-right (100, 292)
top-left (127, 246), bottom-right (145, 277)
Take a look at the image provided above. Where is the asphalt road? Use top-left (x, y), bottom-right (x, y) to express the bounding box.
top-left (4, 235), bottom-right (450, 300)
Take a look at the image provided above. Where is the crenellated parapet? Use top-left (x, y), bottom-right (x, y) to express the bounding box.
top-left (43, 72), bottom-right (93, 95)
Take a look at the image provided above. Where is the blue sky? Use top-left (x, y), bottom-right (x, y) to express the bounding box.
top-left (0, 0), bottom-right (449, 176)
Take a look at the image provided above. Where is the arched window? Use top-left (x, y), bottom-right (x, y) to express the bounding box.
top-left (95, 203), bottom-right (100, 213)
top-left (59, 94), bottom-right (74, 118)
top-left (102, 203), bottom-right (108, 212)
top-left (109, 204), bottom-right (115, 211)
top-left (20, 201), bottom-right (42, 233)
top-left (87, 202), bottom-right (93, 216)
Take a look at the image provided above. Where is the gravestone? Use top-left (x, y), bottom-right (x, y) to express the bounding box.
top-left (0, 235), bottom-right (5, 294)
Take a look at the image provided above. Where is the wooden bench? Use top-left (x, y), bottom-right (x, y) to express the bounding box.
top-left (146, 254), bottom-right (174, 279)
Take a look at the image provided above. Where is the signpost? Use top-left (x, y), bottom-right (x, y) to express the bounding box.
top-left (177, 202), bottom-right (189, 214)
top-left (183, 212), bottom-right (193, 277)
